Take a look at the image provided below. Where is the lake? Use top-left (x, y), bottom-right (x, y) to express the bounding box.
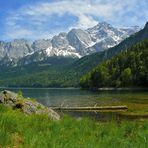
top-left (1, 88), bottom-right (148, 121)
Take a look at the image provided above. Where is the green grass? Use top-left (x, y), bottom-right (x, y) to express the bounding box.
top-left (0, 105), bottom-right (147, 148)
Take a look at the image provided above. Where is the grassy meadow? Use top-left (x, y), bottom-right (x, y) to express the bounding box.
top-left (0, 104), bottom-right (147, 148)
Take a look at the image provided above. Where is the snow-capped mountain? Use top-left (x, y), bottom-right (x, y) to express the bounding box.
top-left (86, 22), bottom-right (140, 51)
top-left (0, 22), bottom-right (140, 66)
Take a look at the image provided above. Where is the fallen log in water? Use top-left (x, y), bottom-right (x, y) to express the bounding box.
top-left (51, 106), bottom-right (128, 111)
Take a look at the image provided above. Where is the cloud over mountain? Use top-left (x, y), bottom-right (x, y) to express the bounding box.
top-left (2, 0), bottom-right (148, 40)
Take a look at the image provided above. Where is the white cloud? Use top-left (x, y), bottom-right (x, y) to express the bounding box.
top-left (3, 0), bottom-right (148, 40)
top-left (76, 14), bottom-right (98, 29)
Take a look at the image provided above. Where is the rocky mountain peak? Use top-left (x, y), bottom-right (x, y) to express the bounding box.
top-left (32, 39), bottom-right (51, 51)
top-left (0, 21), bottom-right (141, 66)
top-left (97, 21), bottom-right (111, 28)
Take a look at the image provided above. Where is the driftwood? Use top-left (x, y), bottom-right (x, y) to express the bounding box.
top-left (52, 105), bottom-right (128, 111)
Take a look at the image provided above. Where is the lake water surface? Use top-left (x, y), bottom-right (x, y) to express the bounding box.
top-left (1, 88), bottom-right (148, 121)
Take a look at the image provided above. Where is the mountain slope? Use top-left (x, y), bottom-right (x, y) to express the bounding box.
top-left (80, 39), bottom-right (148, 88)
top-left (0, 57), bottom-right (78, 87)
top-left (17, 22), bottom-right (139, 65)
top-left (0, 22), bottom-right (147, 87)
top-left (71, 22), bottom-right (148, 73)
top-left (0, 22), bottom-right (139, 66)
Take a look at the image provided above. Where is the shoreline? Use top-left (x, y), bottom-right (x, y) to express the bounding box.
top-left (0, 87), bottom-right (148, 91)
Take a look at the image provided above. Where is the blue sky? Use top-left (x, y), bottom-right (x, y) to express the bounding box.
top-left (0, 0), bottom-right (148, 41)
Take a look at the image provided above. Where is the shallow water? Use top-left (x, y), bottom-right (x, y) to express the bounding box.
top-left (1, 88), bottom-right (148, 121)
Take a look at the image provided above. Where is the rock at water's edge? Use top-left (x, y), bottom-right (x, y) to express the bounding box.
top-left (0, 90), bottom-right (60, 120)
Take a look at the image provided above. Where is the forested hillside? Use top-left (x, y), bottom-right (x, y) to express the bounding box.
top-left (0, 57), bottom-right (78, 87)
top-left (80, 40), bottom-right (148, 88)
top-left (0, 22), bottom-right (148, 87)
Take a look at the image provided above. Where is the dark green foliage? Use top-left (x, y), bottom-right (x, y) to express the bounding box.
top-left (80, 39), bottom-right (148, 88)
top-left (0, 57), bottom-right (79, 87)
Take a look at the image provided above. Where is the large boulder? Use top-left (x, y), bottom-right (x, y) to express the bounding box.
top-left (0, 90), bottom-right (60, 120)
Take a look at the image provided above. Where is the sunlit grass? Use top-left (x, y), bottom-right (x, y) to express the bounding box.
top-left (0, 105), bottom-right (147, 148)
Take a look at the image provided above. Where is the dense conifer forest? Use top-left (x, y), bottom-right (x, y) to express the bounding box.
top-left (80, 40), bottom-right (148, 88)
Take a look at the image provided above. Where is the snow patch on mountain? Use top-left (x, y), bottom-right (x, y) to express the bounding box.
top-left (0, 21), bottom-right (140, 66)
top-left (46, 45), bottom-right (81, 58)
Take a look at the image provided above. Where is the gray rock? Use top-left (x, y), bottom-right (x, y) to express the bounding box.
top-left (2, 90), bottom-right (18, 102)
top-left (32, 39), bottom-right (51, 51)
top-left (0, 90), bottom-right (60, 120)
top-left (52, 33), bottom-right (69, 49)
top-left (7, 39), bottom-right (33, 59)
top-left (0, 95), bottom-right (4, 103)
top-left (67, 29), bottom-right (92, 55)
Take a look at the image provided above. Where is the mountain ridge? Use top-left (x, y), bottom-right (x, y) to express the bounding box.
top-left (0, 22), bottom-right (140, 66)
top-left (0, 22), bottom-right (147, 87)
